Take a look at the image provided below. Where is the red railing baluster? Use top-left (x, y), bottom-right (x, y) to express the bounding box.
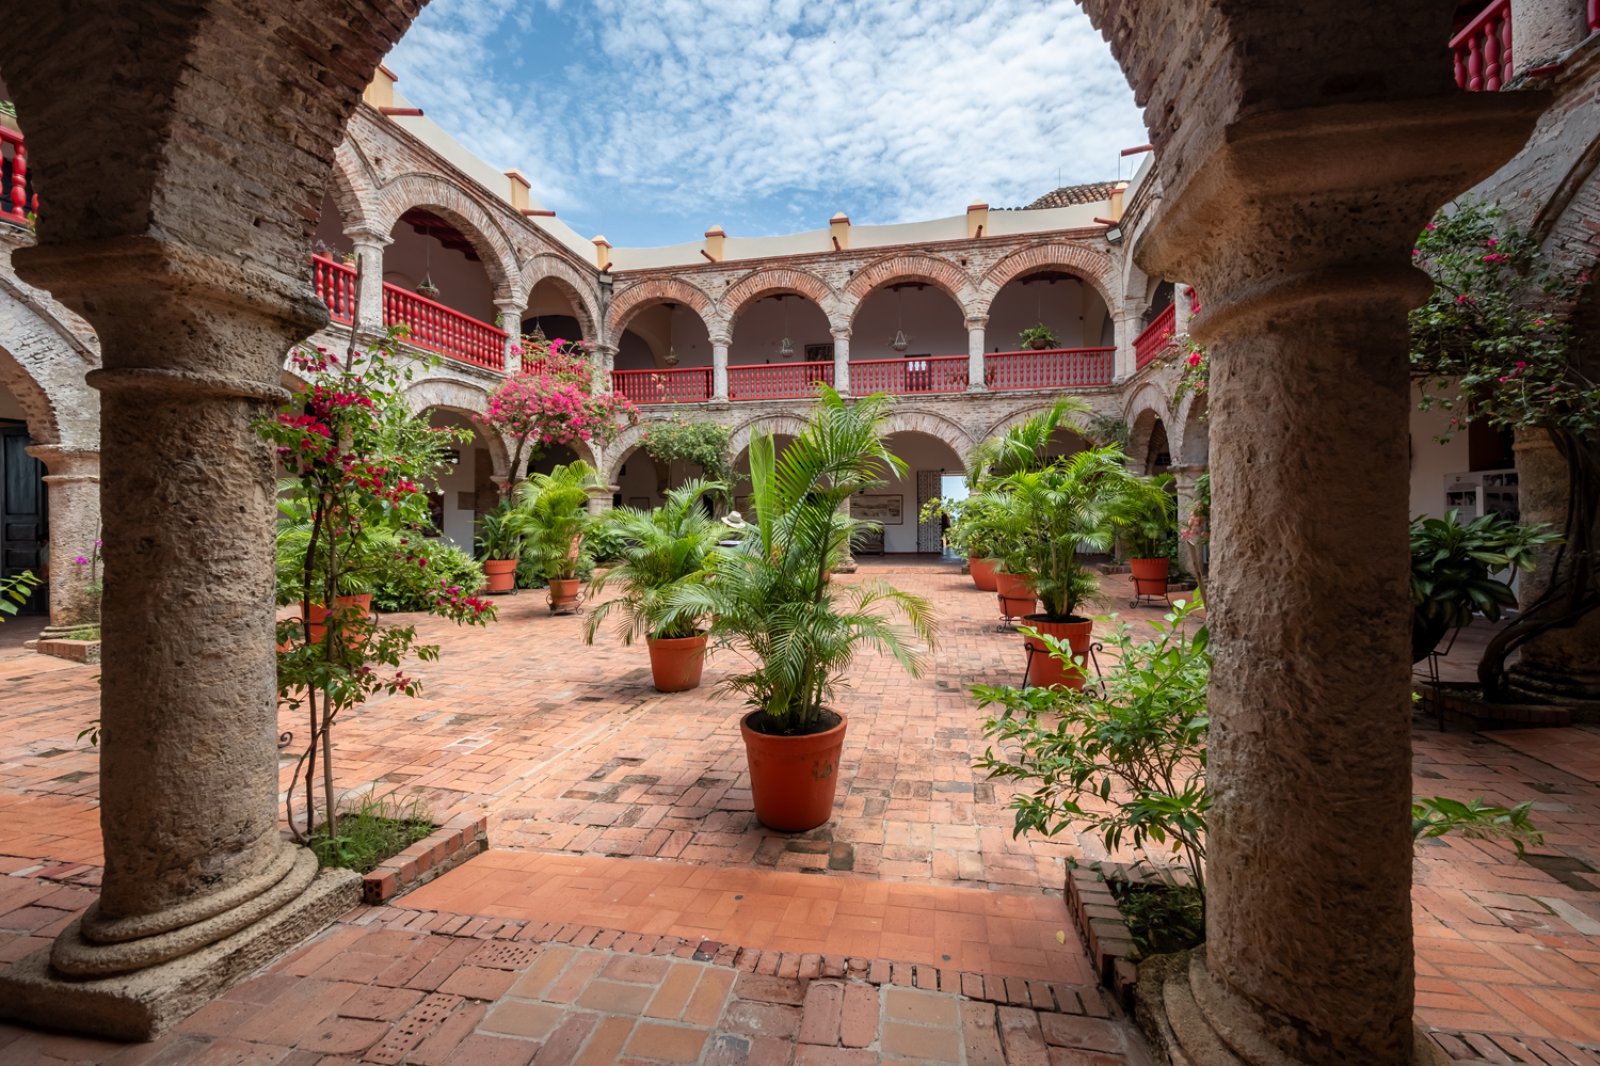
top-left (611, 366), bottom-right (712, 404)
top-left (1134, 304), bottom-right (1178, 370)
top-left (983, 348), bottom-right (1114, 391)
top-left (1451, 0), bottom-right (1513, 90)
top-left (306, 264), bottom-right (507, 371)
top-left (0, 128), bottom-right (31, 226)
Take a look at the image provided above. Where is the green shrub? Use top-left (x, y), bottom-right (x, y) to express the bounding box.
top-left (310, 790), bottom-right (434, 873)
top-left (371, 541), bottom-right (486, 613)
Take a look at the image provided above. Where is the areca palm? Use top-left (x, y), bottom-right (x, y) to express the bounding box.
top-left (514, 461), bottom-right (598, 581)
top-left (584, 478), bottom-right (726, 644)
top-left (661, 387), bottom-right (937, 733)
top-left (966, 398), bottom-right (1091, 488)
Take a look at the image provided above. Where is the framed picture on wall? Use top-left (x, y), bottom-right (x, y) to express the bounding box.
top-left (804, 343), bottom-right (834, 362)
top-left (851, 495), bottom-right (904, 525)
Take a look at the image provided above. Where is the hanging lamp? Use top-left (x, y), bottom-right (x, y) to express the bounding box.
top-left (528, 318), bottom-right (548, 346)
top-left (778, 295), bottom-right (795, 359)
top-left (664, 302), bottom-right (680, 366)
top-left (416, 235), bottom-right (440, 299)
top-left (891, 286), bottom-right (909, 352)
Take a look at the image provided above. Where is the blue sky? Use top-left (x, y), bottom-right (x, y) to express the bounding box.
top-left (386, 0), bottom-right (1149, 248)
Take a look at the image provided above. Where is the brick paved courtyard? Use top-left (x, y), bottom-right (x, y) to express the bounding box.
top-left (1, 563), bottom-right (1599, 1062)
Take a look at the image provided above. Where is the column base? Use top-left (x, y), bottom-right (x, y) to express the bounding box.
top-left (0, 867), bottom-right (359, 1041)
top-left (1505, 659), bottom-right (1600, 714)
top-left (1136, 948), bottom-right (1448, 1066)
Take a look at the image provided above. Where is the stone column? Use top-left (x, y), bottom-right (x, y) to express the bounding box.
top-left (593, 344), bottom-right (616, 396)
top-left (1509, 0), bottom-right (1590, 72)
top-left (1505, 429), bottom-right (1600, 702)
top-left (587, 484), bottom-right (618, 516)
top-left (965, 316), bottom-right (987, 392)
top-left (831, 328), bottom-right (851, 395)
top-left (1169, 462), bottom-right (1207, 589)
top-left (25, 444), bottom-right (101, 638)
top-left (1133, 96), bottom-right (1542, 1066)
top-left (344, 226), bottom-right (390, 335)
top-left (0, 238), bottom-right (358, 1038)
top-left (1113, 307), bottom-right (1142, 380)
top-left (495, 298), bottom-right (525, 374)
top-left (834, 498), bottom-right (858, 573)
top-left (711, 333), bottom-right (730, 403)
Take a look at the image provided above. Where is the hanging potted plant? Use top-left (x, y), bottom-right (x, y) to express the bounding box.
top-left (475, 500), bottom-right (527, 594)
top-left (661, 388), bottom-right (936, 832)
top-left (1110, 474), bottom-right (1178, 600)
top-left (585, 479), bottom-right (726, 691)
top-left (1018, 323), bottom-right (1057, 351)
top-left (518, 460), bottom-right (597, 613)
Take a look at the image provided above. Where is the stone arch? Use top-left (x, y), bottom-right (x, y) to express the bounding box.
top-left (727, 412), bottom-right (812, 465)
top-left (606, 276), bottom-right (716, 343)
top-left (842, 253), bottom-right (979, 326)
top-left (979, 403), bottom-right (1096, 454)
top-left (328, 141), bottom-right (380, 235)
top-left (1174, 391), bottom-right (1209, 469)
top-left (372, 172), bottom-right (522, 299)
top-left (1122, 381), bottom-right (1173, 440)
top-left (0, 276), bottom-right (100, 448)
top-left (978, 241), bottom-right (1119, 316)
top-left (519, 253), bottom-right (600, 341)
top-left (402, 376), bottom-right (511, 479)
top-left (880, 407), bottom-right (977, 465)
top-left (720, 267), bottom-right (841, 332)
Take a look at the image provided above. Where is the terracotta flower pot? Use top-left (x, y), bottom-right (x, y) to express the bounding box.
top-left (969, 557), bottom-right (999, 592)
top-left (1023, 615), bottom-right (1093, 690)
top-left (547, 577), bottom-right (582, 613)
top-left (741, 709), bottom-right (848, 833)
top-left (995, 571), bottom-right (1037, 618)
top-left (647, 633), bottom-right (708, 692)
top-left (306, 593), bottom-right (372, 645)
top-left (1129, 557), bottom-right (1170, 597)
top-left (1028, 337), bottom-right (1051, 350)
top-left (483, 559), bottom-right (518, 594)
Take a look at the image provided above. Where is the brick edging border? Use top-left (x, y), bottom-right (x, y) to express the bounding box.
top-left (362, 813), bottom-right (488, 905)
top-left (1064, 862), bottom-right (1140, 1012)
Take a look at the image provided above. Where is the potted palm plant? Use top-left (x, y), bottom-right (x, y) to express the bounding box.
top-left (661, 388), bottom-right (937, 832)
top-left (992, 446), bottom-right (1148, 689)
top-left (942, 493), bottom-right (1011, 592)
top-left (476, 500), bottom-right (526, 594)
top-left (517, 461), bottom-right (597, 613)
top-left (585, 479), bottom-right (727, 691)
top-left (1111, 474), bottom-right (1177, 599)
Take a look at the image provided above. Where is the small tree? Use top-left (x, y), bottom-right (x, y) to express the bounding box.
top-left (642, 419), bottom-right (734, 509)
top-left (487, 336), bottom-right (638, 493)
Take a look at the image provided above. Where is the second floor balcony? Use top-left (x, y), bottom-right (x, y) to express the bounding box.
top-left (312, 253), bottom-right (507, 372)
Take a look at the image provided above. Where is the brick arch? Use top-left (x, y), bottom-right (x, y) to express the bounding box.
top-left (606, 276), bottom-right (716, 342)
top-left (1124, 382), bottom-right (1174, 473)
top-left (327, 141), bottom-right (380, 234)
top-left (841, 253), bottom-right (978, 326)
top-left (1121, 380), bottom-right (1173, 436)
top-left (978, 241), bottom-right (1118, 316)
top-left (720, 268), bottom-right (840, 330)
top-left (0, 276), bottom-right (101, 449)
top-left (979, 403), bottom-right (1095, 452)
top-left (372, 172), bottom-right (522, 299)
top-left (402, 376), bottom-right (512, 479)
top-left (521, 254), bottom-right (600, 341)
top-left (880, 408), bottom-right (977, 465)
top-left (727, 412), bottom-right (812, 465)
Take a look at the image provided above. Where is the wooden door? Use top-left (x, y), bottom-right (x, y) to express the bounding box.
top-left (1, 424), bottom-right (47, 613)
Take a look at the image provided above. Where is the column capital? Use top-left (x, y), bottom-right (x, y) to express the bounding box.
top-left (964, 315), bottom-right (988, 329)
top-left (25, 444), bottom-right (101, 479)
top-left (830, 327), bottom-right (852, 340)
top-left (342, 226), bottom-right (393, 248)
top-left (709, 334), bottom-right (732, 349)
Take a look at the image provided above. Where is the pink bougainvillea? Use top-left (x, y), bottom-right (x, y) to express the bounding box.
top-left (486, 336), bottom-right (638, 491)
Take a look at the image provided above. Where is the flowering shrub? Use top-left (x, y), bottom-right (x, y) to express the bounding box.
top-left (488, 335), bottom-right (638, 490)
top-left (257, 327), bottom-right (496, 850)
top-left (1169, 335), bottom-right (1208, 412)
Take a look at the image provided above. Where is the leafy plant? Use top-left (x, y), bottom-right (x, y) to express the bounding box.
top-left (585, 520), bottom-right (629, 565)
top-left (977, 598), bottom-right (1211, 894)
top-left (1018, 323), bottom-right (1057, 349)
top-left (1409, 510), bottom-right (1559, 662)
top-left (309, 790), bottom-right (435, 873)
top-left (585, 479), bottom-right (726, 644)
top-left (1110, 473), bottom-right (1176, 560)
top-left (660, 388), bottom-right (937, 734)
top-left (643, 419), bottom-right (735, 505)
top-left (475, 499), bottom-right (527, 562)
top-left (931, 492), bottom-right (1016, 563)
top-left (516, 461), bottom-right (598, 582)
top-left (0, 570), bottom-right (40, 621)
top-left (487, 336), bottom-right (637, 493)
top-left (1412, 796), bottom-right (1542, 856)
top-left (966, 398), bottom-right (1089, 487)
top-left (370, 542), bottom-right (486, 613)
top-left (1111, 879), bottom-right (1205, 958)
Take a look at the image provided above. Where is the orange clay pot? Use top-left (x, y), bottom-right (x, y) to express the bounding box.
top-left (1022, 614), bottom-right (1093, 690)
top-left (483, 559), bottom-right (518, 594)
top-left (647, 633), bottom-right (708, 693)
top-left (969, 557), bottom-right (999, 592)
top-left (741, 710), bottom-right (847, 833)
top-left (1129, 557), bottom-right (1171, 597)
top-left (547, 577), bottom-right (582, 613)
top-left (305, 594), bottom-right (372, 645)
top-left (995, 571), bottom-right (1037, 618)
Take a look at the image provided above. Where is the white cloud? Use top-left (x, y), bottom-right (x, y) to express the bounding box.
top-left (387, 0), bottom-right (1147, 243)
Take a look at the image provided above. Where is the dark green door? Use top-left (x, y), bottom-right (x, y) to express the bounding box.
top-left (1, 424), bottom-right (47, 614)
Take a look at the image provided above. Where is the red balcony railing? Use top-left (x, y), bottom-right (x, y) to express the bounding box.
top-left (1134, 304), bottom-right (1178, 370)
top-left (987, 348), bottom-right (1115, 390)
top-left (849, 355), bottom-right (969, 395)
top-left (729, 361), bottom-right (835, 401)
top-left (611, 366), bottom-right (713, 404)
top-left (311, 254), bottom-right (358, 324)
top-left (1452, 0), bottom-right (1513, 91)
top-left (0, 128), bottom-right (36, 227)
top-left (381, 283), bottom-right (506, 371)
top-left (1591, 0), bottom-right (1599, 32)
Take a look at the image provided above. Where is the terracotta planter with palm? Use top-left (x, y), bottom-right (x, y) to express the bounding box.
top-left (476, 501), bottom-right (529, 595)
top-left (1022, 615), bottom-right (1092, 690)
top-left (661, 389), bottom-right (936, 833)
top-left (969, 556), bottom-right (999, 591)
top-left (482, 559), bottom-right (518, 593)
top-left (1128, 557), bottom-right (1170, 597)
top-left (586, 480), bottom-right (727, 693)
top-left (1111, 474), bottom-right (1178, 603)
top-left (995, 570), bottom-right (1037, 618)
top-left (518, 461), bottom-right (597, 615)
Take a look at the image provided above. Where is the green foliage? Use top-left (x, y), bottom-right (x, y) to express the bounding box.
top-left (515, 461), bottom-right (598, 581)
top-left (1110, 879), bottom-right (1206, 959)
top-left (0, 570), bottom-right (40, 621)
top-left (371, 541), bottom-right (486, 613)
top-left (1080, 414), bottom-right (1131, 451)
top-left (584, 520), bottom-right (629, 565)
top-left (309, 790), bottom-right (434, 873)
top-left (475, 499), bottom-right (527, 561)
top-left (1018, 323), bottom-right (1057, 349)
top-left (1409, 510), bottom-right (1559, 662)
top-left (977, 598), bottom-right (1211, 895)
top-left (1110, 473), bottom-right (1176, 560)
top-left (965, 398), bottom-right (1090, 486)
top-left (643, 419), bottom-right (735, 499)
top-left (659, 388), bottom-right (937, 733)
top-left (586, 479), bottom-right (726, 644)
top-left (924, 492), bottom-right (1014, 563)
top-left (1412, 796), bottom-right (1542, 856)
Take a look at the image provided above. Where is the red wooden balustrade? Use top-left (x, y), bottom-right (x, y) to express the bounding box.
top-left (1590, 0), bottom-right (1598, 31)
top-left (611, 366), bottom-right (713, 404)
top-left (0, 128), bottom-right (36, 227)
top-left (849, 355), bottom-right (969, 395)
top-left (1134, 304), bottom-right (1178, 371)
top-left (381, 283), bottom-right (506, 371)
top-left (987, 348), bottom-right (1115, 390)
top-left (1452, 0), bottom-right (1513, 91)
top-left (728, 361), bottom-right (835, 401)
top-left (311, 254), bottom-right (358, 324)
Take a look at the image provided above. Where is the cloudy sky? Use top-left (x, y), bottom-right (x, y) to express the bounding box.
top-left (386, 0), bottom-right (1148, 247)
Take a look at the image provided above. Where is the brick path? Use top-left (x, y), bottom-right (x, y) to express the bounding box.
top-left (1, 563), bottom-right (1599, 1062)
